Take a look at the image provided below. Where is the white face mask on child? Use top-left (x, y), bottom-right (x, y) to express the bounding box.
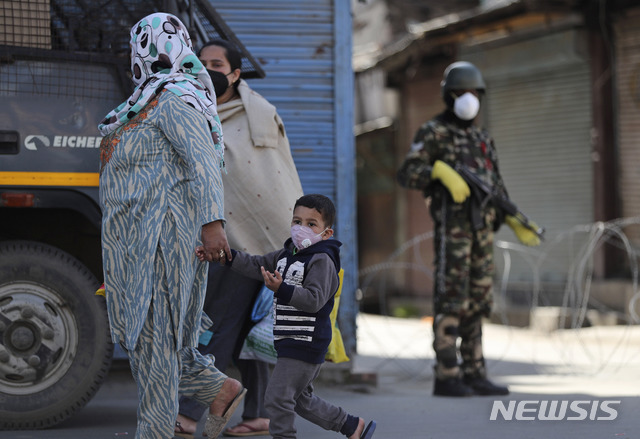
top-left (291, 225), bottom-right (327, 250)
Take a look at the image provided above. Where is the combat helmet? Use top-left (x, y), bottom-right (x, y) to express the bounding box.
top-left (440, 61), bottom-right (486, 98)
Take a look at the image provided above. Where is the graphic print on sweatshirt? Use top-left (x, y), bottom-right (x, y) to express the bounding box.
top-left (274, 258), bottom-right (316, 342)
top-left (280, 259), bottom-right (304, 286)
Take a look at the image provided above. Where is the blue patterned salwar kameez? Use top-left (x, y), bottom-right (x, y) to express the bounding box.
top-left (99, 90), bottom-right (227, 438)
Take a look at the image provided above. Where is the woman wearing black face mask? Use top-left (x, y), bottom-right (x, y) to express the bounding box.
top-left (175, 40), bottom-right (303, 438)
top-left (209, 69), bottom-right (235, 99)
top-left (199, 39), bottom-right (242, 102)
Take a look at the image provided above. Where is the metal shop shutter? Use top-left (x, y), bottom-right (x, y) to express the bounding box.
top-left (463, 29), bottom-right (593, 282)
top-left (213, 1), bottom-right (338, 196)
top-left (615, 8), bottom-right (640, 244)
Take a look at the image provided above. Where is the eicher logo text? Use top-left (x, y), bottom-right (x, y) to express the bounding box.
top-left (24, 135), bottom-right (101, 151)
top-left (490, 400), bottom-right (621, 421)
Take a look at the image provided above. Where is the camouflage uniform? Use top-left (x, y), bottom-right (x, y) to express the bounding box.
top-left (397, 111), bottom-right (507, 382)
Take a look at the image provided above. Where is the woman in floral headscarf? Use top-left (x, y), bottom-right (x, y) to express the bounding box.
top-left (98, 13), bottom-right (245, 439)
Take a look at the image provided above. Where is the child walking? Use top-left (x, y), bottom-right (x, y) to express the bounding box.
top-left (197, 194), bottom-right (376, 439)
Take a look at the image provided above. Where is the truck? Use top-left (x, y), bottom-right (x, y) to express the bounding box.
top-left (0, 0), bottom-right (334, 429)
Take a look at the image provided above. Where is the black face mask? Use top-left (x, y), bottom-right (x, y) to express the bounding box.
top-left (207, 69), bottom-right (230, 98)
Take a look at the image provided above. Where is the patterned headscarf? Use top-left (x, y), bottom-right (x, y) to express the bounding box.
top-left (98, 12), bottom-right (224, 166)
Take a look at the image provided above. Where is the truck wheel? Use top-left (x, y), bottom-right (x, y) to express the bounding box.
top-left (0, 241), bottom-right (113, 429)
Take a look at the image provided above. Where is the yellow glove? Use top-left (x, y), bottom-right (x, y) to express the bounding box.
top-left (505, 215), bottom-right (541, 246)
top-left (431, 160), bottom-right (470, 203)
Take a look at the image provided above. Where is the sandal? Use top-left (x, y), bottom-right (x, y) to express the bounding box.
top-left (174, 420), bottom-right (195, 439)
top-left (223, 421), bottom-right (269, 437)
top-left (361, 420), bottom-right (377, 439)
top-left (204, 388), bottom-right (247, 438)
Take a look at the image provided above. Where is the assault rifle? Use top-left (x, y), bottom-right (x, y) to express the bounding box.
top-left (454, 164), bottom-right (545, 240)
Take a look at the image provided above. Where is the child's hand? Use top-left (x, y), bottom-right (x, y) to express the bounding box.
top-left (195, 246), bottom-right (207, 261)
top-left (261, 266), bottom-right (282, 292)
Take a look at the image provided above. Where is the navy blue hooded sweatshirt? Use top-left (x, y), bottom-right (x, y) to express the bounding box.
top-left (228, 237), bottom-right (342, 364)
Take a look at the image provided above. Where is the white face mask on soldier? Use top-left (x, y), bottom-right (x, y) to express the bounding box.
top-left (453, 92), bottom-right (480, 120)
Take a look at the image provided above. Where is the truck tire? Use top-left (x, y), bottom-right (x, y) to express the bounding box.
top-left (0, 241), bottom-right (113, 429)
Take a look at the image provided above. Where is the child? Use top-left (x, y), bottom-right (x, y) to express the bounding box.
top-left (197, 194), bottom-right (376, 439)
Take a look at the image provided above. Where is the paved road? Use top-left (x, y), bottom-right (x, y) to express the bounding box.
top-left (3, 314), bottom-right (640, 439)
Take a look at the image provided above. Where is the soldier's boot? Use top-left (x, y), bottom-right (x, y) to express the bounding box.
top-left (432, 314), bottom-right (474, 397)
top-left (460, 317), bottom-right (509, 396)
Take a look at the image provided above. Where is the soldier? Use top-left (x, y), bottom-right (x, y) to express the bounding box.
top-left (397, 61), bottom-right (541, 397)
